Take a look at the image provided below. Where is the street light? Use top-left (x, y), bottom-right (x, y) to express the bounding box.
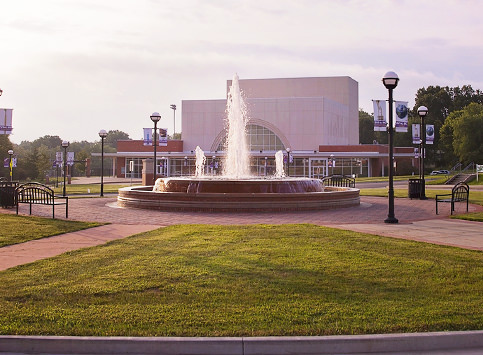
top-left (150, 112), bottom-right (161, 184)
top-left (382, 71), bottom-right (399, 224)
top-left (98, 129), bottom-right (108, 197)
top-left (417, 106), bottom-right (428, 200)
top-left (8, 149), bottom-right (13, 182)
top-left (170, 104), bottom-right (176, 138)
top-left (61, 140), bottom-right (70, 197)
top-left (286, 147), bottom-right (291, 176)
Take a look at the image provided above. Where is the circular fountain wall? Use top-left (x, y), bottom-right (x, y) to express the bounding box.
top-left (117, 177), bottom-right (360, 212)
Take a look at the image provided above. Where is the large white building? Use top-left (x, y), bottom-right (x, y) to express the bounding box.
top-left (182, 76), bottom-right (359, 153)
top-left (105, 76), bottom-right (414, 180)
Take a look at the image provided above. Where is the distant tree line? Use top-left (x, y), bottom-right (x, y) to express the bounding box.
top-left (359, 84), bottom-right (483, 170)
top-left (1, 130), bottom-right (130, 181)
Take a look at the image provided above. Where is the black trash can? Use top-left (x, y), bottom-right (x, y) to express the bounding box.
top-left (0, 181), bottom-right (19, 208)
top-left (408, 178), bottom-right (422, 199)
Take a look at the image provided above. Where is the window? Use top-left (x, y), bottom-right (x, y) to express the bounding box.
top-left (216, 124), bottom-right (285, 152)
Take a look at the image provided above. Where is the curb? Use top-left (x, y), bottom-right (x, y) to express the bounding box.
top-left (1, 331), bottom-right (482, 354)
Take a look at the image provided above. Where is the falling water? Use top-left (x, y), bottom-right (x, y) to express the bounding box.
top-left (195, 146), bottom-right (206, 177)
top-left (274, 150), bottom-right (286, 178)
top-left (223, 74), bottom-right (251, 178)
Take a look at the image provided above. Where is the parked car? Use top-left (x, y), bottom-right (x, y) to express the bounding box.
top-left (430, 170), bottom-right (450, 175)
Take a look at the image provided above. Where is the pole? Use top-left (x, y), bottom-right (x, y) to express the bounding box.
top-left (63, 147), bottom-right (67, 197)
top-left (153, 120), bottom-right (157, 185)
top-left (420, 114), bottom-right (427, 199)
top-left (100, 136), bottom-right (105, 197)
top-left (8, 153), bottom-right (13, 182)
top-left (385, 87), bottom-right (398, 223)
top-left (170, 104), bottom-right (177, 138)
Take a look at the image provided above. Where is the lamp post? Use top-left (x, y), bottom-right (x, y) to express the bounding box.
top-left (417, 106), bottom-right (428, 200)
top-left (98, 129), bottom-right (108, 197)
top-left (382, 71), bottom-right (399, 224)
top-left (286, 148), bottom-right (291, 176)
top-left (170, 104), bottom-right (176, 138)
top-left (61, 140), bottom-right (69, 197)
top-left (150, 112), bottom-right (161, 184)
top-left (8, 149), bottom-right (13, 181)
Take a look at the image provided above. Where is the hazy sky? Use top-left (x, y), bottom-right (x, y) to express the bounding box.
top-left (1, 0), bottom-right (482, 144)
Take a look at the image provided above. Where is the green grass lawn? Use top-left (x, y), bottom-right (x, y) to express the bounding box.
top-left (0, 215), bottom-right (102, 247)
top-left (51, 184), bottom-right (134, 195)
top-left (0, 224), bottom-right (481, 336)
top-left (452, 212), bottom-right (483, 222)
top-left (360, 188), bottom-right (483, 207)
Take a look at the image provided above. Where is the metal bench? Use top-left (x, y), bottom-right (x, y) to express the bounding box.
top-left (322, 175), bottom-right (356, 188)
top-left (15, 182), bottom-right (68, 219)
top-left (435, 182), bottom-right (469, 215)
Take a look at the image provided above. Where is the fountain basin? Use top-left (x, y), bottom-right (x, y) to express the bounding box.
top-left (118, 178), bottom-right (360, 212)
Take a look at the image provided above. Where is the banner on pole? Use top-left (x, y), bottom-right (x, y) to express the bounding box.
top-left (426, 124), bottom-right (435, 144)
top-left (159, 128), bottom-right (168, 146)
top-left (67, 152), bottom-right (74, 166)
top-left (143, 128), bottom-right (152, 146)
top-left (412, 124), bottom-right (420, 144)
top-left (56, 152), bottom-right (63, 166)
top-left (0, 109), bottom-right (13, 135)
top-left (372, 100), bottom-right (387, 131)
top-left (395, 101), bottom-right (408, 132)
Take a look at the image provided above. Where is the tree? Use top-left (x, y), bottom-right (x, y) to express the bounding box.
top-left (441, 103), bottom-right (483, 164)
top-left (35, 144), bottom-right (53, 180)
top-left (359, 109), bottom-right (374, 144)
top-left (413, 85), bottom-right (483, 167)
top-left (358, 109), bottom-right (387, 144)
top-left (0, 135), bottom-right (14, 179)
top-left (104, 130), bottom-right (130, 150)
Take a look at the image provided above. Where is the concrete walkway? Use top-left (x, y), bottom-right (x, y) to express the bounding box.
top-left (0, 224), bottom-right (158, 271)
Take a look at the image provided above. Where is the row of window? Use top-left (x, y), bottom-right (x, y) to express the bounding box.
top-left (124, 157), bottom-right (369, 178)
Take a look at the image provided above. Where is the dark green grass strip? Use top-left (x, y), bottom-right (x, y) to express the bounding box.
top-left (0, 214), bottom-right (102, 247)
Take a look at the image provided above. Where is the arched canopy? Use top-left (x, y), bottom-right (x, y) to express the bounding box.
top-left (213, 123), bottom-right (287, 152)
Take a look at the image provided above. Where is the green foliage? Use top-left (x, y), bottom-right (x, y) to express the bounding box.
top-left (452, 212), bottom-right (483, 222)
top-left (358, 109), bottom-right (387, 145)
top-left (0, 135), bottom-right (14, 179)
top-left (0, 215), bottom-right (101, 247)
top-left (360, 188), bottom-right (483, 207)
top-left (12, 131), bottom-right (130, 180)
top-left (104, 130), bottom-right (130, 150)
top-left (358, 109), bottom-right (374, 144)
top-left (451, 103), bottom-right (483, 163)
top-left (413, 85), bottom-right (483, 167)
top-left (0, 224), bottom-right (481, 336)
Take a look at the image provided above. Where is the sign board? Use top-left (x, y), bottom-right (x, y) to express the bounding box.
top-left (0, 109), bottom-right (13, 135)
top-left (67, 152), bottom-right (74, 166)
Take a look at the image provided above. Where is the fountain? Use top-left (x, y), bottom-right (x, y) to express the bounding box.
top-left (118, 74), bottom-right (359, 211)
